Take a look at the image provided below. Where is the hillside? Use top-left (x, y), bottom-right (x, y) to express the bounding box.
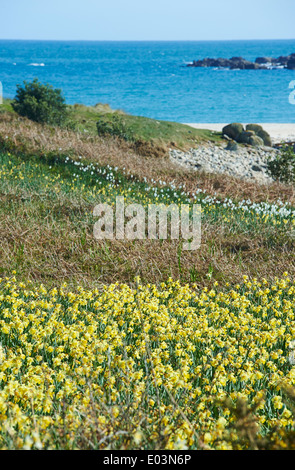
top-left (0, 108), bottom-right (294, 288)
top-left (0, 104), bottom-right (295, 450)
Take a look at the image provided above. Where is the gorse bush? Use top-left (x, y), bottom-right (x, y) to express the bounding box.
top-left (12, 78), bottom-right (68, 126)
top-left (267, 144), bottom-right (295, 184)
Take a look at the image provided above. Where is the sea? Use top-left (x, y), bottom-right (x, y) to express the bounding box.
top-left (0, 39), bottom-right (295, 123)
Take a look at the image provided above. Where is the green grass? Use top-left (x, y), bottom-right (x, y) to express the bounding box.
top-left (66, 102), bottom-right (125, 134)
top-left (64, 102), bottom-right (224, 150)
top-left (94, 111), bottom-right (223, 150)
top-left (2, 96), bottom-right (224, 152)
top-left (0, 99), bottom-right (14, 114)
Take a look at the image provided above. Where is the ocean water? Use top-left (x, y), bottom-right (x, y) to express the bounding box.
top-left (0, 39), bottom-right (295, 123)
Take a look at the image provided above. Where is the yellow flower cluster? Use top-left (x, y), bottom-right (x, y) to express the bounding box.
top-left (0, 274), bottom-right (295, 449)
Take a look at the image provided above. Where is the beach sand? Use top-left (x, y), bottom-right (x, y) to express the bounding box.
top-left (184, 123), bottom-right (295, 144)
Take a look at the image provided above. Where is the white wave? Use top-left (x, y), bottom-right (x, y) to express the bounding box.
top-left (28, 63), bottom-right (45, 66)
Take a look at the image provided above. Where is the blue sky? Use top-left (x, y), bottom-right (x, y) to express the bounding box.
top-left (1, 0), bottom-right (295, 41)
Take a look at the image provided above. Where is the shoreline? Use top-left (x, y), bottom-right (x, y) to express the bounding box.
top-left (184, 123), bottom-right (295, 144)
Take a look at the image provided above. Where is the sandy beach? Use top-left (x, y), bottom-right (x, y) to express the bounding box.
top-left (184, 123), bottom-right (295, 144)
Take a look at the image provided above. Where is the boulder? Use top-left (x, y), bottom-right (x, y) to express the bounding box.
top-left (273, 56), bottom-right (288, 65)
top-left (236, 130), bottom-right (255, 144)
top-left (229, 58), bottom-right (251, 69)
top-left (246, 124), bottom-right (264, 133)
top-left (248, 135), bottom-right (264, 147)
top-left (222, 122), bottom-right (244, 140)
top-left (256, 129), bottom-right (272, 147)
top-left (230, 56), bottom-right (244, 62)
top-left (222, 123), bottom-right (272, 148)
top-left (243, 62), bottom-right (260, 70)
top-left (226, 140), bottom-right (239, 151)
top-left (245, 124), bottom-right (272, 147)
top-left (226, 57), bottom-right (261, 69)
top-left (212, 58), bottom-right (231, 67)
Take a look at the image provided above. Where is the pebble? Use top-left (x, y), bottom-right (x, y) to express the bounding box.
top-left (169, 142), bottom-right (279, 184)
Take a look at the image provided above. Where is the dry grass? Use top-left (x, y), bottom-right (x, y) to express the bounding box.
top-left (1, 191), bottom-right (294, 290)
top-left (0, 112), bottom-right (294, 206)
top-left (0, 111), bottom-right (294, 290)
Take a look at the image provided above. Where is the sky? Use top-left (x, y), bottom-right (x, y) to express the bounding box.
top-left (1, 0), bottom-right (295, 41)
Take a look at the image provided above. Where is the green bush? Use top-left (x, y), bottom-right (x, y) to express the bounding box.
top-left (267, 144), bottom-right (295, 184)
top-left (97, 113), bottom-right (135, 141)
top-left (12, 78), bottom-right (68, 125)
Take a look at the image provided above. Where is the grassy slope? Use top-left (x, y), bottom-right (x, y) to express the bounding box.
top-left (1, 105), bottom-right (295, 450)
top-left (0, 110), bottom-right (294, 289)
top-left (2, 98), bottom-right (224, 156)
top-left (67, 102), bottom-right (224, 149)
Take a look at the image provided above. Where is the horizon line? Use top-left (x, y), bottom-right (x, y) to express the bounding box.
top-left (0, 38), bottom-right (295, 42)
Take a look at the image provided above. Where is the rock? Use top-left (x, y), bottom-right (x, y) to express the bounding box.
top-left (226, 140), bottom-right (239, 151)
top-left (287, 59), bottom-right (295, 70)
top-left (249, 135), bottom-right (264, 147)
top-left (169, 142), bottom-right (278, 184)
top-left (222, 123), bottom-right (272, 148)
top-left (222, 133), bottom-right (232, 141)
top-left (236, 130), bottom-right (255, 144)
top-left (246, 124), bottom-right (264, 133)
top-left (275, 55), bottom-right (291, 65)
top-left (252, 165), bottom-right (263, 171)
top-left (256, 129), bottom-right (272, 147)
top-left (229, 57), bottom-right (259, 69)
top-left (255, 57), bottom-right (272, 64)
top-left (187, 53), bottom-right (295, 70)
top-left (222, 123), bottom-right (244, 140)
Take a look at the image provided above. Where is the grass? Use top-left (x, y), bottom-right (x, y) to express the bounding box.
top-left (0, 110), bottom-right (294, 292)
top-left (0, 102), bottom-right (295, 450)
top-left (67, 101), bottom-right (224, 150)
top-left (0, 130), bottom-right (294, 290)
top-left (94, 111), bottom-right (223, 154)
top-left (67, 102), bottom-right (125, 134)
top-left (1, 97), bottom-right (224, 157)
top-left (0, 110), bottom-right (293, 204)
top-left (0, 99), bottom-right (14, 114)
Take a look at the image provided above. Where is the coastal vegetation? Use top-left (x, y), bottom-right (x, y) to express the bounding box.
top-left (267, 144), bottom-right (295, 184)
top-left (11, 79), bottom-right (68, 126)
top-left (0, 80), bottom-right (295, 449)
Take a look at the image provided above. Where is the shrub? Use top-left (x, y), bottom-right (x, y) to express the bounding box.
top-left (267, 144), bottom-right (295, 184)
top-left (97, 113), bottom-right (135, 141)
top-left (12, 78), bottom-right (68, 125)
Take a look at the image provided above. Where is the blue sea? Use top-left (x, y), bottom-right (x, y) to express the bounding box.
top-left (1, 39), bottom-right (295, 123)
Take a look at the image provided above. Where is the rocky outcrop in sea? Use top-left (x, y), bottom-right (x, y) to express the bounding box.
top-left (187, 53), bottom-right (295, 70)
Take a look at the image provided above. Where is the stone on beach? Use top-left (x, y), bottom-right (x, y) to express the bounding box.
top-left (169, 141), bottom-right (278, 184)
top-left (223, 123), bottom-right (272, 148)
top-left (222, 123), bottom-right (244, 141)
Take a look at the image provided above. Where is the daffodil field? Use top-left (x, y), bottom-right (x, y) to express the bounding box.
top-left (1, 274), bottom-right (295, 449)
top-left (1, 144), bottom-right (295, 449)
